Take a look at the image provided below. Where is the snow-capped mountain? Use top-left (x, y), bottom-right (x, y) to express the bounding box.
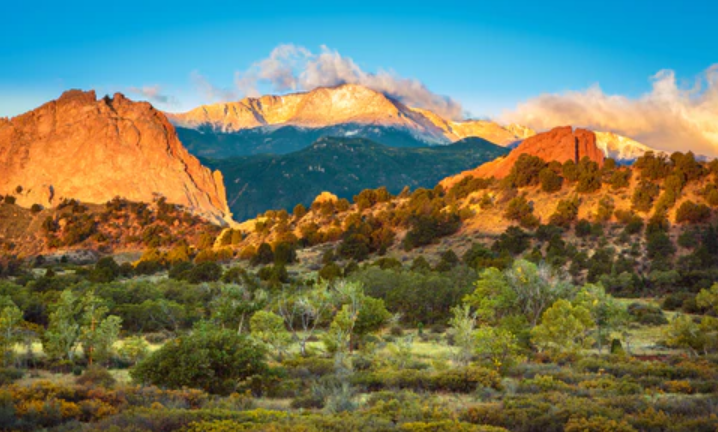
top-left (166, 84), bottom-right (533, 149)
top-left (166, 84), bottom-right (665, 163)
top-left (594, 131), bottom-right (666, 163)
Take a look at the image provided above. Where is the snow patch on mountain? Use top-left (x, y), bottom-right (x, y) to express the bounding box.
top-left (594, 131), bottom-right (665, 162)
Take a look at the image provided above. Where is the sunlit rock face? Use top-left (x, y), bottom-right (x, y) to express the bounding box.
top-left (441, 126), bottom-right (606, 187)
top-left (0, 90), bottom-right (232, 224)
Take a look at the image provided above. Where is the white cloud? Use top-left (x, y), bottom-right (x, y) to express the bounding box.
top-left (126, 85), bottom-right (178, 106)
top-left (231, 44), bottom-right (464, 120)
top-left (501, 65), bottom-right (718, 156)
top-left (191, 71), bottom-right (238, 103)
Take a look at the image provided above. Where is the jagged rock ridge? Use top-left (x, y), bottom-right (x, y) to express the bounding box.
top-left (0, 90), bottom-right (231, 224)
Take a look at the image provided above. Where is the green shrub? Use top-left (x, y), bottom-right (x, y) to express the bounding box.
top-left (131, 325), bottom-right (268, 395)
top-left (352, 367), bottom-right (500, 393)
top-left (492, 226), bottom-right (531, 256)
top-left (251, 243), bottom-right (274, 266)
top-left (291, 392), bottom-right (325, 410)
top-left (186, 262), bottom-right (223, 283)
top-left (76, 366), bottom-right (116, 388)
top-left (576, 158), bottom-right (602, 193)
top-left (675, 201), bottom-right (711, 224)
top-left (626, 303), bottom-right (668, 325)
top-left (609, 169), bottom-right (632, 190)
top-left (403, 212), bottom-right (461, 250)
top-left (318, 263), bottom-right (343, 281)
top-left (632, 181), bottom-right (660, 213)
top-left (274, 242), bottom-right (297, 265)
top-left (564, 416), bottom-right (637, 432)
top-left (505, 195), bottom-right (539, 229)
top-left (507, 154), bottom-right (546, 188)
top-left (635, 151), bottom-right (671, 180)
top-left (0, 368), bottom-right (24, 385)
top-left (549, 197), bottom-right (580, 228)
top-left (463, 243), bottom-right (496, 270)
top-left (575, 219), bottom-right (592, 237)
top-left (283, 357), bottom-right (335, 379)
top-left (539, 168), bottom-right (563, 193)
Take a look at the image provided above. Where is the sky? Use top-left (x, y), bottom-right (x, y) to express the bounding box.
top-left (1, 0), bottom-right (717, 153)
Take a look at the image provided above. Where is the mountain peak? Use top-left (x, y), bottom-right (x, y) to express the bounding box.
top-left (166, 85), bottom-right (533, 147)
top-left (167, 83), bottom-right (415, 133)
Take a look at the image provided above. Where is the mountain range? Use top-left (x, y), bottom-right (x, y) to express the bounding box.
top-left (203, 136), bottom-right (508, 220)
top-left (166, 84), bottom-right (663, 166)
top-left (166, 84), bottom-right (535, 157)
top-left (0, 85), bottom-right (674, 237)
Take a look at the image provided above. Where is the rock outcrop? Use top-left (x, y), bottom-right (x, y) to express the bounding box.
top-left (441, 126), bottom-right (604, 187)
top-left (0, 90), bottom-right (231, 224)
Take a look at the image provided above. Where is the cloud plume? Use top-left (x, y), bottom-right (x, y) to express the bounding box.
top-left (233, 44), bottom-right (464, 120)
top-left (502, 65), bottom-right (718, 156)
top-left (127, 85), bottom-right (178, 106)
top-left (191, 71), bottom-right (238, 103)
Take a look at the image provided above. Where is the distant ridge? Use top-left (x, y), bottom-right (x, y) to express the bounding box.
top-left (203, 135), bottom-right (509, 220)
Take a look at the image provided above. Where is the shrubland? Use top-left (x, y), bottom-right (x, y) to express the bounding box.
top-left (0, 151), bottom-right (718, 430)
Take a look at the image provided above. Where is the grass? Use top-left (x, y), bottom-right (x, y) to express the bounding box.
top-left (15, 370), bottom-right (77, 387)
top-left (7, 311), bottom-right (694, 392)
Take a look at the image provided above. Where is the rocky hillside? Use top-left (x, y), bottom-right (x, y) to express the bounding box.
top-left (203, 136), bottom-right (509, 220)
top-left (442, 126), bottom-right (605, 187)
top-left (0, 90), bottom-right (232, 224)
top-left (0, 196), bottom-right (220, 258)
top-left (220, 145), bottom-right (716, 271)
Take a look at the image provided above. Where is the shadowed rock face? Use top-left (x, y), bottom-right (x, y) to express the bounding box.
top-left (0, 90), bottom-right (231, 225)
top-left (441, 126), bottom-right (604, 187)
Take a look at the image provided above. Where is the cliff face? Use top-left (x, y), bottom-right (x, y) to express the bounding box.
top-left (441, 126), bottom-right (604, 187)
top-left (0, 90), bottom-right (231, 224)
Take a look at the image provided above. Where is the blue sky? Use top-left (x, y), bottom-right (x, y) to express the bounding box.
top-left (1, 0), bottom-right (716, 121)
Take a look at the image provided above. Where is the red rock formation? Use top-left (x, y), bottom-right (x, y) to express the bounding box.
top-left (0, 90), bottom-right (231, 224)
top-left (441, 126), bottom-right (604, 187)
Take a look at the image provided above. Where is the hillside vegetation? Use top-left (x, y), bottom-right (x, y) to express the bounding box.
top-left (1, 151), bottom-right (718, 432)
top-left (204, 136), bottom-right (508, 220)
top-left (177, 123), bottom-right (446, 158)
top-left (0, 196), bottom-right (220, 259)
top-left (227, 151), bottom-right (718, 269)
